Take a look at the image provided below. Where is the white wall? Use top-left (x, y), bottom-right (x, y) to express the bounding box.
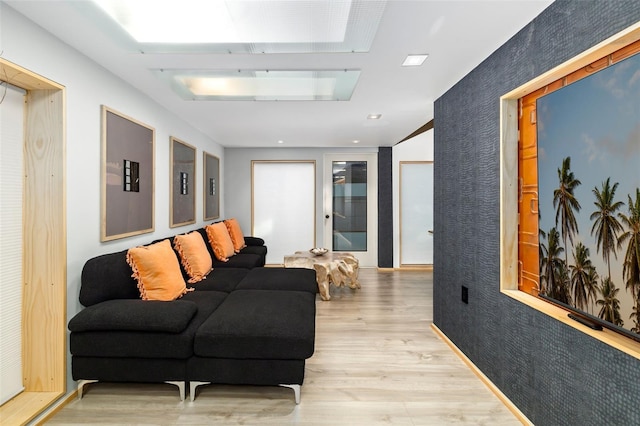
top-left (1, 3), bottom-right (224, 405)
top-left (392, 130), bottom-right (434, 267)
top-left (224, 147), bottom-right (377, 248)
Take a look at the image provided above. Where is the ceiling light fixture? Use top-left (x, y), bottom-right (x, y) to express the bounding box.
top-left (155, 69), bottom-right (361, 101)
top-left (93, 0), bottom-right (350, 44)
top-left (353, 140), bottom-right (360, 144)
top-left (367, 114), bottom-right (382, 120)
top-left (277, 140), bottom-right (284, 144)
top-left (90, 0), bottom-right (387, 54)
top-left (402, 54), bottom-right (429, 67)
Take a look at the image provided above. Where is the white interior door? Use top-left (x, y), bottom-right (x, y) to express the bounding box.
top-left (400, 161), bottom-right (433, 265)
top-left (323, 153), bottom-right (377, 267)
top-left (252, 161), bottom-right (315, 264)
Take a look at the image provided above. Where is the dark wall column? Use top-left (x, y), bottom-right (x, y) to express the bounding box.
top-left (377, 146), bottom-right (393, 267)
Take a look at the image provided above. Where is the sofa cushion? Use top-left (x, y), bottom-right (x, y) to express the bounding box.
top-left (80, 250), bottom-right (139, 307)
top-left (127, 239), bottom-right (190, 301)
top-left (205, 222), bottom-right (236, 262)
top-left (236, 267), bottom-right (318, 294)
top-left (212, 253), bottom-right (263, 269)
top-left (195, 227), bottom-right (266, 267)
top-left (224, 218), bottom-right (247, 252)
top-left (244, 236), bottom-right (265, 246)
top-left (173, 231), bottom-right (213, 283)
top-left (68, 299), bottom-right (197, 333)
top-left (239, 245), bottom-right (267, 264)
top-left (71, 291), bottom-right (228, 359)
top-left (194, 290), bottom-right (316, 360)
top-left (191, 267), bottom-right (249, 293)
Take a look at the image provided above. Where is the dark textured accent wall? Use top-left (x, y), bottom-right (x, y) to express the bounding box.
top-left (378, 146), bottom-right (393, 267)
top-left (433, 1), bottom-right (640, 425)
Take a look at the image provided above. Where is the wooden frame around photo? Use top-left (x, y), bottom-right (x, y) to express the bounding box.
top-left (101, 105), bottom-right (155, 241)
top-left (203, 151), bottom-right (220, 221)
top-left (170, 136), bottom-right (196, 227)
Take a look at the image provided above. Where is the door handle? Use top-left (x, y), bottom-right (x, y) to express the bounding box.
top-left (428, 230), bottom-right (434, 234)
top-left (325, 215), bottom-right (330, 219)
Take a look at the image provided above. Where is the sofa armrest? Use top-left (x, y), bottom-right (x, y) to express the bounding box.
top-left (68, 299), bottom-right (197, 333)
top-left (244, 236), bottom-right (265, 246)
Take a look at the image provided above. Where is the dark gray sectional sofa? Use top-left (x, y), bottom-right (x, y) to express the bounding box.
top-left (68, 226), bottom-right (318, 403)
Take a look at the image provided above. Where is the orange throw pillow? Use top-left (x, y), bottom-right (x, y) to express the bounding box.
top-left (173, 231), bottom-right (213, 283)
top-left (126, 239), bottom-right (191, 301)
top-left (224, 218), bottom-right (247, 253)
top-left (205, 222), bottom-right (236, 262)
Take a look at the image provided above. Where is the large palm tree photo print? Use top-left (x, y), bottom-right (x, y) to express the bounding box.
top-left (537, 51), bottom-right (640, 336)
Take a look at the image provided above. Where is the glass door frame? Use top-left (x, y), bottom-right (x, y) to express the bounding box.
top-left (323, 153), bottom-right (378, 267)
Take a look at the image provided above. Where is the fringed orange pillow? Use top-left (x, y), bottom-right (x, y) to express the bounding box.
top-left (224, 218), bottom-right (247, 253)
top-left (173, 231), bottom-right (213, 283)
top-left (205, 222), bottom-right (236, 262)
top-left (126, 239), bottom-right (192, 301)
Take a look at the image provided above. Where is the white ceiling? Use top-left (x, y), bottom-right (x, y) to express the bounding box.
top-left (6, 0), bottom-right (553, 148)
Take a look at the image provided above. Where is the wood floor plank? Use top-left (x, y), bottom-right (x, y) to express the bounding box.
top-left (45, 269), bottom-right (521, 425)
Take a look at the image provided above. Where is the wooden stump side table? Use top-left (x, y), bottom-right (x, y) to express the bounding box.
top-left (283, 251), bottom-right (360, 301)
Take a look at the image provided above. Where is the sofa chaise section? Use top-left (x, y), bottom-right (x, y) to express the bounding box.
top-left (189, 289), bottom-right (316, 402)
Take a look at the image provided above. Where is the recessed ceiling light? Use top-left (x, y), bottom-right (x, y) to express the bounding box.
top-left (367, 114), bottom-right (382, 120)
top-left (402, 54), bottom-right (429, 67)
top-left (277, 140), bottom-right (284, 144)
top-left (353, 140), bottom-right (360, 144)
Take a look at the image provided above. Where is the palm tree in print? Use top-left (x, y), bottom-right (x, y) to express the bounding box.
top-left (585, 267), bottom-right (600, 315)
top-left (617, 189), bottom-right (640, 315)
top-left (596, 276), bottom-right (623, 326)
top-left (590, 177), bottom-right (624, 280)
top-left (553, 157), bottom-right (581, 271)
top-left (630, 302), bottom-right (640, 333)
top-left (570, 242), bottom-right (597, 311)
top-left (540, 227), bottom-right (568, 303)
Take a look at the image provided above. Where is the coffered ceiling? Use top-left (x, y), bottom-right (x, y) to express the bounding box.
top-left (6, 0), bottom-right (554, 147)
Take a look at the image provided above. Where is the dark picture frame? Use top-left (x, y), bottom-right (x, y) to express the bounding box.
top-left (170, 137), bottom-right (196, 227)
top-left (203, 151), bottom-right (220, 220)
top-left (101, 106), bottom-right (155, 242)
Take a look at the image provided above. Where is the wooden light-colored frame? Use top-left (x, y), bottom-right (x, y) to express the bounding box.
top-left (170, 137), bottom-right (196, 228)
top-left (100, 106), bottom-right (155, 241)
top-left (0, 59), bottom-right (67, 424)
top-left (500, 22), bottom-right (640, 359)
top-left (203, 151), bottom-right (220, 221)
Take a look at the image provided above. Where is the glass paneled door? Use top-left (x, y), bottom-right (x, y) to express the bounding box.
top-left (323, 153), bottom-right (377, 267)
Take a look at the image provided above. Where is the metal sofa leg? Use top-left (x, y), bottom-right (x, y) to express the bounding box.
top-left (77, 379), bottom-right (99, 399)
top-left (279, 384), bottom-right (301, 404)
top-left (189, 381), bottom-right (211, 402)
top-left (165, 381), bottom-right (186, 401)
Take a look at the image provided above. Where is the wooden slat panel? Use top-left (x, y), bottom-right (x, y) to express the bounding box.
top-left (499, 99), bottom-right (519, 291)
top-left (23, 89), bottom-right (66, 392)
top-left (0, 59), bottom-right (66, 425)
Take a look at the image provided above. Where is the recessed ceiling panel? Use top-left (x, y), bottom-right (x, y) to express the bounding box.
top-left (89, 0), bottom-right (386, 53)
top-left (153, 69), bottom-right (361, 101)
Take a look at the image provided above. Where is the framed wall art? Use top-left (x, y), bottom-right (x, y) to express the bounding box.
top-left (203, 151), bottom-right (220, 220)
top-left (101, 106), bottom-right (155, 242)
top-left (170, 137), bottom-right (196, 227)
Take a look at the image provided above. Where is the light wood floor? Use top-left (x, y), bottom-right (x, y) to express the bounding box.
top-left (46, 269), bottom-right (520, 425)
